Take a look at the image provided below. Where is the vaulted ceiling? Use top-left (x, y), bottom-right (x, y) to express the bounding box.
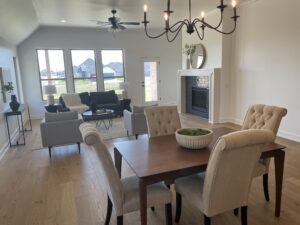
top-left (0, 0), bottom-right (247, 45)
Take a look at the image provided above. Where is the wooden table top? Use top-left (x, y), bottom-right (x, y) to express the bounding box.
top-left (114, 127), bottom-right (285, 179)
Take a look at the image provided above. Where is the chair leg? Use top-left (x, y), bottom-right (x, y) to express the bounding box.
top-left (77, 142), bottom-right (81, 154)
top-left (175, 192), bottom-right (182, 223)
top-left (241, 206), bottom-right (248, 225)
top-left (104, 196), bottom-right (113, 225)
top-left (117, 215), bottom-right (123, 225)
top-left (165, 203), bottom-right (172, 225)
top-left (234, 208), bottom-right (239, 216)
top-left (135, 134), bottom-right (138, 139)
top-left (48, 146), bottom-right (52, 158)
top-left (263, 174), bottom-right (270, 202)
top-left (204, 215), bottom-right (211, 225)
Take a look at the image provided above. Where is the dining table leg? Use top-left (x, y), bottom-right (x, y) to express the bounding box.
top-left (114, 147), bottom-right (122, 178)
top-left (139, 179), bottom-right (147, 225)
top-left (274, 149), bottom-right (285, 217)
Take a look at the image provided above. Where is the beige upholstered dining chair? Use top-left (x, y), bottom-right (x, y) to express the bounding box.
top-left (144, 106), bottom-right (181, 138)
top-left (175, 129), bottom-right (275, 225)
top-left (79, 123), bottom-right (173, 225)
top-left (242, 104), bottom-right (287, 201)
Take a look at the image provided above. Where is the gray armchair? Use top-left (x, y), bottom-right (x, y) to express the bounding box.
top-left (123, 109), bottom-right (148, 139)
top-left (40, 111), bottom-right (83, 157)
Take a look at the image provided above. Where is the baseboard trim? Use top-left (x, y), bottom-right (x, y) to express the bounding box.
top-left (219, 117), bottom-right (300, 142)
top-left (278, 130), bottom-right (300, 142)
top-left (0, 128), bottom-right (19, 160)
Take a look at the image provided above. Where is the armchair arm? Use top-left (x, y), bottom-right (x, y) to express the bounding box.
top-left (123, 110), bottom-right (133, 132)
top-left (40, 119), bottom-right (83, 147)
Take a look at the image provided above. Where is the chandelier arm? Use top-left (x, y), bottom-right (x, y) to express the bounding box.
top-left (169, 19), bottom-right (189, 33)
top-left (168, 21), bottom-right (185, 33)
top-left (194, 24), bottom-right (205, 40)
top-left (212, 20), bottom-right (237, 35)
top-left (144, 26), bottom-right (167, 39)
top-left (166, 25), bottom-right (184, 42)
top-left (213, 11), bottom-right (224, 29)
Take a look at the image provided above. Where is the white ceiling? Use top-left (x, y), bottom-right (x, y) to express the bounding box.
top-left (0, 0), bottom-right (246, 45)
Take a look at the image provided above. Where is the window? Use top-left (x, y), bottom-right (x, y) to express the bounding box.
top-left (101, 50), bottom-right (125, 96)
top-left (37, 49), bottom-right (67, 100)
top-left (71, 50), bottom-right (97, 93)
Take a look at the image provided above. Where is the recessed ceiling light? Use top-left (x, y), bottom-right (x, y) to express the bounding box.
top-left (60, 19), bottom-right (66, 23)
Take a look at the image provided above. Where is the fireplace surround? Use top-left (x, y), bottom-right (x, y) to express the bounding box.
top-left (178, 68), bottom-right (221, 123)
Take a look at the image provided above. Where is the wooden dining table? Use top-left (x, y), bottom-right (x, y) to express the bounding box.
top-left (114, 127), bottom-right (286, 225)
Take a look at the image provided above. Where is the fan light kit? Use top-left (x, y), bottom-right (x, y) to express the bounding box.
top-left (142, 0), bottom-right (239, 42)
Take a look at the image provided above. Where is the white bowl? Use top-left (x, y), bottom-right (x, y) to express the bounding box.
top-left (175, 128), bottom-right (213, 149)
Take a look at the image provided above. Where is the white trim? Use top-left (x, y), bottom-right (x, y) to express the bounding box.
top-left (278, 130), bottom-right (300, 142)
top-left (0, 128), bottom-right (19, 160)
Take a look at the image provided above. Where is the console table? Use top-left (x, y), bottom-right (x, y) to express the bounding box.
top-left (5, 104), bottom-right (32, 147)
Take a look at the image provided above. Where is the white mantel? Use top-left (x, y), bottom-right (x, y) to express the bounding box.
top-left (177, 68), bottom-right (221, 124)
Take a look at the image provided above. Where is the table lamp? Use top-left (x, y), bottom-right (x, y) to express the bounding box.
top-left (43, 84), bottom-right (57, 105)
top-left (119, 82), bottom-right (129, 99)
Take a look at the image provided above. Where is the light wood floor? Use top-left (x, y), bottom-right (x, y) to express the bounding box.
top-left (0, 114), bottom-right (300, 225)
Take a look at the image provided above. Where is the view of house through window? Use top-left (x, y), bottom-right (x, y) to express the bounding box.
top-left (71, 50), bottom-right (97, 93)
top-left (37, 49), bottom-right (67, 100)
top-left (101, 50), bottom-right (125, 96)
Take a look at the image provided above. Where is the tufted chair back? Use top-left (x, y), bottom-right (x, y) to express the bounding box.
top-left (79, 123), bottom-right (124, 215)
top-left (202, 129), bottom-right (275, 217)
top-left (144, 106), bottom-right (181, 138)
top-left (242, 104), bottom-right (287, 135)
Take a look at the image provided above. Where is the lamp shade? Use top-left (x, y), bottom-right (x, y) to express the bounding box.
top-left (43, 85), bottom-right (57, 95)
top-left (119, 82), bottom-right (129, 90)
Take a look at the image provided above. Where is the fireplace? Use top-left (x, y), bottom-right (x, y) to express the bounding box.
top-left (178, 68), bottom-right (221, 123)
top-left (186, 77), bottom-right (209, 118)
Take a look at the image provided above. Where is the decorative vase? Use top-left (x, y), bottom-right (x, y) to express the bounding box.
top-left (9, 95), bottom-right (20, 111)
top-left (186, 57), bottom-right (191, 69)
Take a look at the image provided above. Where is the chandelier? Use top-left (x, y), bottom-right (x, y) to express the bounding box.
top-left (142, 0), bottom-right (239, 42)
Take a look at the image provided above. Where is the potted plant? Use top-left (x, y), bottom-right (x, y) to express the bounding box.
top-left (183, 44), bottom-right (196, 69)
top-left (175, 128), bottom-right (213, 149)
top-left (3, 82), bottom-right (19, 111)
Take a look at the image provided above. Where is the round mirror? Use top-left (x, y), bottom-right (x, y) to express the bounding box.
top-left (190, 44), bottom-right (206, 69)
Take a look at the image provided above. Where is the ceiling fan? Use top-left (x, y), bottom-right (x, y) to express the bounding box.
top-left (92, 9), bottom-right (140, 32)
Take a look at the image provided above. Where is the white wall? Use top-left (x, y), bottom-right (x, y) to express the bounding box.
top-left (0, 38), bottom-right (24, 158)
top-left (17, 26), bottom-right (182, 118)
top-left (229, 0), bottom-right (300, 141)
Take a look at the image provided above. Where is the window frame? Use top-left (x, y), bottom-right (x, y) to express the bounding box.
top-left (36, 49), bottom-right (68, 101)
top-left (70, 49), bottom-right (99, 93)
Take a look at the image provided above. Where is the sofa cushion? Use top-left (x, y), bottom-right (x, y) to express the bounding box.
top-left (61, 93), bottom-right (82, 107)
top-left (132, 104), bottom-right (158, 114)
top-left (79, 92), bottom-right (90, 106)
top-left (90, 90), bottom-right (117, 105)
top-left (45, 111), bottom-right (78, 122)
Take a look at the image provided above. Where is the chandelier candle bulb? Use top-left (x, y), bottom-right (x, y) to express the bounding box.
top-left (143, 4), bottom-right (147, 22)
top-left (201, 11), bottom-right (205, 19)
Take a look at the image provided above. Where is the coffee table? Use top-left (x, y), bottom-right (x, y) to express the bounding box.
top-left (82, 109), bottom-right (115, 130)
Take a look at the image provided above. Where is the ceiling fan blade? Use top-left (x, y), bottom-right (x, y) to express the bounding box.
top-left (96, 21), bottom-right (111, 25)
top-left (119, 22), bottom-right (140, 25)
top-left (117, 24), bottom-right (126, 30)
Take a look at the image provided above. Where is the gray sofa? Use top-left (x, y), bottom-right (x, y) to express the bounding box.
top-left (40, 111), bottom-right (83, 157)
